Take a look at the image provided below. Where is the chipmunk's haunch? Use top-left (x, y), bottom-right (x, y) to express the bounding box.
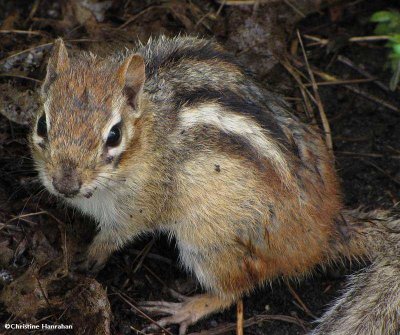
top-left (31, 36), bottom-right (377, 334)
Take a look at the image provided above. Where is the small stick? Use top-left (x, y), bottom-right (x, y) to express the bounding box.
top-left (236, 299), bottom-right (244, 335)
top-left (342, 84), bottom-right (400, 113)
top-left (34, 274), bottom-right (51, 308)
top-left (291, 58), bottom-right (400, 114)
top-left (0, 42), bottom-right (54, 66)
top-left (281, 58), bottom-right (316, 122)
top-left (129, 326), bottom-right (147, 335)
top-left (297, 30), bottom-right (333, 150)
top-left (0, 29), bottom-right (43, 35)
top-left (361, 159), bottom-right (400, 186)
top-left (284, 0), bottom-right (306, 17)
top-left (0, 73), bottom-right (41, 83)
top-left (216, 0), bottom-right (226, 16)
top-left (336, 151), bottom-right (400, 159)
top-left (27, 0), bottom-right (41, 21)
top-left (337, 55), bottom-right (390, 92)
top-left (303, 34), bottom-right (390, 45)
top-left (286, 282), bottom-right (318, 319)
top-left (113, 289), bottom-right (174, 335)
top-left (188, 312), bottom-right (308, 335)
top-left (132, 237), bottom-right (155, 274)
top-left (350, 35), bottom-right (390, 42)
top-left (117, 6), bottom-right (163, 30)
top-left (304, 78), bottom-right (374, 86)
top-left (7, 210), bottom-right (47, 223)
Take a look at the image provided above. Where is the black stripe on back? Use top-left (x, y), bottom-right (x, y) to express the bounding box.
top-left (177, 123), bottom-right (271, 173)
top-left (143, 41), bottom-right (243, 79)
top-left (174, 87), bottom-right (298, 155)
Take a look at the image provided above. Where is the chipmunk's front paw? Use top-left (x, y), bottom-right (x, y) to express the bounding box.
top-left (140, 299), bottom-right (195, 335)
top-left (139, 293), bottom-right (230, 335)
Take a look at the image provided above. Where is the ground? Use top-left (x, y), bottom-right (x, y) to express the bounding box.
top-left (0, 1), bottom-right (399, 334)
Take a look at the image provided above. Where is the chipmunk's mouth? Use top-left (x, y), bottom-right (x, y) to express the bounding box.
top-left (82, 186), bottom-right (98, 199)
top-left (58, 172), bottom-right (122, 201)
top-left (84, 191), bottom-right (93, 199)
top-left (75, 185), bottom-right (98, 200)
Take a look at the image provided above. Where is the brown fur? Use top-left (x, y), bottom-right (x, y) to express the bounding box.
top-left (29, 36), bottom-right (396, 333)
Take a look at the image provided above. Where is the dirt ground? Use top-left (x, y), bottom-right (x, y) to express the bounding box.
top-left (0, 1), bottom-right (399, 334)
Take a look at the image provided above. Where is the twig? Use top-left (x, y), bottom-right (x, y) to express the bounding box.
top-left (27, 0), bottom-right (41, 21)
top-left (7, 210), bottom-right (47, 223)
top-left (216, 0), bottom-right (284, 4)
top-left (113, 288), bottom-right (174, 335)
top-left (216, 0), bottom-right (226, 16)
top-left (296, 63), bottom-right (400, 114)
top-left (304, 78), bottom-right (374, 86)
top-left (0, 73), bottom-right (41, 83)
top-left (0, 42), bottom-right (53, 66)
top-left (297, 30), bottom-right (333, 150)
top-left (286, 282), bottom-right (318, 319)
top-left (387, 145), bottom-right (400, 155)
top-left (34, 274), bottom-right (51, 308)
top-left (129, 326), bottom-right (147, 335)
top-left (304, 34), bottom-right (390, 46)
top-left (139, 264), bottom-right (190, 304)
top-left (188, 313), bottom-right (308, 335)
top-left (341, 84), bottom-right (400, 113)
top-left (281, 58), bottom-right (316, 121)
top-left (350, 35), bottom-right (390, 42)
top-left (143, 264), bottom-right (170, 289)
top-left (284, 0), bottom-right (306, 17)
top-left (337, 55), bottom-right (390, 92)
top-left (0, 39), bottom-right (100, 67)
top-left (360, 159), bottom-right (400, 186)
top-left (0, 29), bottom-right (43, 35)
top-left (38, 208), bottom-right (66, 226)
top-left (236, 299), bottom-right (244, 335)
top-left (117, 6), bottom-right (163, 30)
top-left (128, 249), bottom-right (173, 265)
top-left (335, 151), bottom-right (400, 159)
top-left (132, 237), bottom-right (155, 274)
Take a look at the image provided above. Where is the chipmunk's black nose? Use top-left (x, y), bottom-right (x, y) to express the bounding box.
top-left (52, 166), bottom-right (82, 198)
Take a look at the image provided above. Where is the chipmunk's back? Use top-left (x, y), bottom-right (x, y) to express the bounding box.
top-left (125, 36), bottom-right (344, 295)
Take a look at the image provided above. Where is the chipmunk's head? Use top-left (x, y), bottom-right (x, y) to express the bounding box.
top-left (30, 38), bottom-right (146, 199)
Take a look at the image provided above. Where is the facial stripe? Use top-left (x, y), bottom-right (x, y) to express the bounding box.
top-left (43, 99), bottom-right (51, 129)
top-left (103, 98), bottom-right (123, 141)
top-left (102, 98), bottom-right (132, 160)
top-left (32, 112), bottom-right (48, 148)
top-left (32, 131), bottom-right (44, 147)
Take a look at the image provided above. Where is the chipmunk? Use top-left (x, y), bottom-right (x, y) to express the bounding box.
top-left (30, 36), bottom-right (385, 334)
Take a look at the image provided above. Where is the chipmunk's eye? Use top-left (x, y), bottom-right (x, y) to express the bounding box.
top-left (106, 122), bottom-right (122, 147)
top-left (37, 114), bottom-right (47, 138)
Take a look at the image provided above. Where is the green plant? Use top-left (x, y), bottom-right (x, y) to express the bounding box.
top-left (370, 10), bottom-right (400, 90)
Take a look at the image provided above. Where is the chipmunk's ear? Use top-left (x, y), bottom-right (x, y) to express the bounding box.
top-left (42, 38), bottom-right (69, 96)
top-left (117, 54), bottom-right (145, 111)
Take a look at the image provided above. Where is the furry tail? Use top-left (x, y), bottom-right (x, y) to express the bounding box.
top-left (327, 207), bottom-right (400, 262)
top-left (313, 206), bottom-right (400, 334)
